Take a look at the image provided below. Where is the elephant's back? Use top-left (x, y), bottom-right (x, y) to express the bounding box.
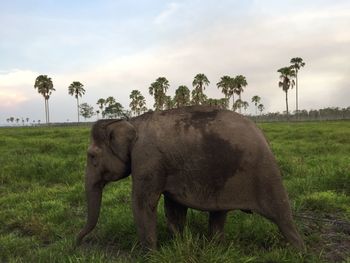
top-left (132, 106), bottom-right (281, 211)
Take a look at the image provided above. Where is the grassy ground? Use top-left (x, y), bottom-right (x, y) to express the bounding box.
top-left (0, 121), bottom-right (349, 262)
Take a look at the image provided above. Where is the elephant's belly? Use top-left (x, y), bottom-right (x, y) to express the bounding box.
top-left (163, 175), bottom-right (256, 211)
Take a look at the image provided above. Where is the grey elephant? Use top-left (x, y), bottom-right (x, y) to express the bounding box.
top-left (76, 106), bottom-right (304, 250)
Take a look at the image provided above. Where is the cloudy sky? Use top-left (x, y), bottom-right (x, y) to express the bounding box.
top-left (1, 0), bottom-right (349, 123)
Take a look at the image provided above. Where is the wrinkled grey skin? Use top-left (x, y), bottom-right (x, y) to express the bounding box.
top-left (76, 106), bottom-right (304, 250)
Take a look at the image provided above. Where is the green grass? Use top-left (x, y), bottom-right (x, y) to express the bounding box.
top-left (1, 122), bottom-right (349, 262)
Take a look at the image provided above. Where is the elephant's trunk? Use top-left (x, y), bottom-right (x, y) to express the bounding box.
top-left (76, 177), bottom-right (104, 246)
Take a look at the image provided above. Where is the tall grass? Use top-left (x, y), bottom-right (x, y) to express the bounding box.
top-left (0, 122), bottom-right (349, 262)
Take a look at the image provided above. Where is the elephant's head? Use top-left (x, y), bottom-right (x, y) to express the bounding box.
top-left (76, 120), bottom-right (136, 245)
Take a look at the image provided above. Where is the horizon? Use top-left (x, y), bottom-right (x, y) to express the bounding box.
top-left (1, 0), bottom-right (350, 124)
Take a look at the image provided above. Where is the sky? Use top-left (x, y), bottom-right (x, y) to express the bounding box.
top-left (0, 0), bottom-right (349, 123)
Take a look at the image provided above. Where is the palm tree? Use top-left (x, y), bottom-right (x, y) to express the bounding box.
top-left (290, 57), bottom-right (305, 116)
top-left (26, 117), bottom-right (29, 124)
top-left (233, 75), bottom-right (247, 113)
top-left (192, 73), bottom-right (210, 105)
top-left (34, 75), bottom-right (55, 123)
top-left (251, 95), bottom-right (261, 115)
top-left (258, 104), bottom-right (264, 115)
top-left (217, 76), bottom-right (234, 108)
top-left (10, 117), bottom-right (14, 123)
top-left (278, 66), bottom-right (296, 119)
top-left (149, 77), bottom-right (169, 110)
top-left (174, 85), bottom-right (190, 108)
top-left (68, 81), bottom-right (85, 122)
top-left (96, 110), bottom-right (100, 119)
top-left (129, 90), bottom-right (147, 116)
top-left (97, 98), bottom-right (106, 118)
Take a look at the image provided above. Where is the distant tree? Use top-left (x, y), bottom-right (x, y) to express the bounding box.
top-left (233, 75), bottom-right (247, 113)
top-left (242, 101), bottom-right (249, 113)
top-left (68, 81), bottom-right (85, 122)
top-left (258, 103), bottom-right (264, 115)
top-left (123, 110), bottom-right (132, 119)
top-left (38, 120), bottom-right (41, 124)
top-left (26, 117), bottom-right (29, 124)
top-left (129, 90), bottom-right (147, 116)
top-left (205, 98), bottom-right (228, 109)
top-left (290, 57), bottom-right (305, 116)
top-left (104, 102), bottom-right (124, 119)
top-left (15, 118), bottom-right (20, 124)
top-left (164, 95), bottom-right (175, 110)
top-left (278, 66), bottom-right (296, 119)
top-left (149, 77), bottom-right (169, 110)
top-left (105, 96), bottom-right (116, 105)
top-left (174, 85), bottom-right (190, 108)
top-left (10, 117), bottom-right (14, 123)
top-left (79, 103), bottom-right (94, 120)
top-left (233, 99), bottom-right (244, 112)
top-left (206, 98), bottom-right (218, 108)
top-left (217, 76), bottom-right (234, 108)
top-left (6, 118), bottom-right (10, 123)
top-left (192, 73), bottom-right (209, 105)
top-left (219, 98), bottom-right (229, 109)
top-left (96, 110), bottom-right (100, 119)
top-left (97, 98), bottom-right (106, 118)
top-left (34, 75), bottom-right (55, 123)
top-left (251, 95), bottom-right (261, 115)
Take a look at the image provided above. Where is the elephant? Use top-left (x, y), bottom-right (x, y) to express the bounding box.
top-left (76, 106), bottom-right (304, 250)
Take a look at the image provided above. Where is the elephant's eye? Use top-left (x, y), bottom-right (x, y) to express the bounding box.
top-left (88, 153), bottom-right (98, 166)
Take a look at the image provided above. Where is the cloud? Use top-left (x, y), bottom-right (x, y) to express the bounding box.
top-left (0, 89), bottom-right (29, 107)
top-left (154, 2), bottom-right (180, 24)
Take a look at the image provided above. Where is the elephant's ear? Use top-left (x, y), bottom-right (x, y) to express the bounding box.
top-left (107, 120), bottom-right (136, 162)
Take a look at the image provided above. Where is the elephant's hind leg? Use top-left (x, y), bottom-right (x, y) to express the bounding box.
top-left (164, 195), bottom-right (188, 235)
top-left (208, 211), bottom-right (228, 241)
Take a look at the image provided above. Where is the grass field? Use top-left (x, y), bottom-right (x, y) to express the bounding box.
top-left (1, 121), bottom-right (349, 262)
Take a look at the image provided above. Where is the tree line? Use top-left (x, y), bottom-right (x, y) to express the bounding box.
top-left (13, 56), bottom-right (348, 124)
top-left (252, 107), bottom-right (350, 122)
top-left (29, 72), bottom-right (265, 123)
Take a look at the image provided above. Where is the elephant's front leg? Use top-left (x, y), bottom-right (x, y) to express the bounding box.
top-left (164, 195), bottom-right (188, 235)
top-left (132, 184), bottom-right (160, 250)
top-left (208, 211), bottom-right (228, 241)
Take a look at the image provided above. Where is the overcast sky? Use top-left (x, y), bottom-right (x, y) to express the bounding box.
top-left (1, 0), bottom-right (349, 123)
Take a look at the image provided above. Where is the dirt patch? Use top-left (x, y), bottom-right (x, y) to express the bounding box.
top-left (296, 212), bottom-right (350, 262)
